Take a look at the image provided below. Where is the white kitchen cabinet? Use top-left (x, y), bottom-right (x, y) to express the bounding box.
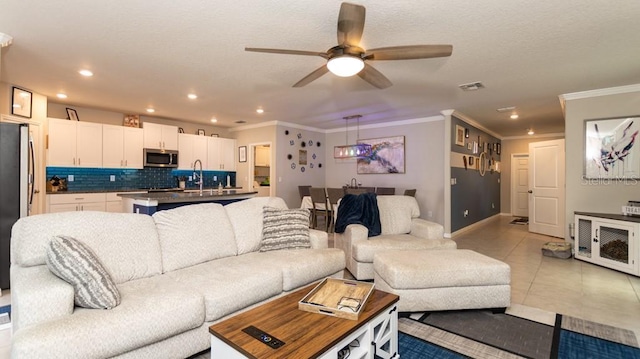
top-left (207, 137), bottom-right (236, 171)
top-left (103, 125), bottom-right (143, 169)
top-left (143, 122), bottom-right (178, 151)
top-left (255, 146), bottom-right (270, 167)
top-left (574, 212), bottom-right (639, 276)
top-left (48, 118), bottom-right (103, 167)
top-left (47, 193), bottom-right (107, 213)
top-left (178, 133), bottom-right (208, 169)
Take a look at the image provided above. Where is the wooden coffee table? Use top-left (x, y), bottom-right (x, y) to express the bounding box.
top-left (209, 282), bottom-right (399, 359)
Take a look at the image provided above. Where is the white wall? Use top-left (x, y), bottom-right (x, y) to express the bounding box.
top-left (324, 117), bottom-right (445, 224)
top-left (563, 86), bottom-right (640, 241)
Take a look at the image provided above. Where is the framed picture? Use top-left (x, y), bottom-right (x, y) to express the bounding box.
top-left (299, 149), bottom-right (307, 165)
top-left (11, 87), bottom-right (32, 118)
top-left (197, 129), bottom-right (205, 136)
top-left (455, 125), bottom-right (465, 146)
top-left (123, 114), bottom-right (140, 128)
top-left (238, 146), bottom-right (247, 162)
top-left (584, 116), bottom-right (640, 179)
top-left (357, 136), bottom-right (405, 174)
top-left (66, 108), bottom-right (79, 121)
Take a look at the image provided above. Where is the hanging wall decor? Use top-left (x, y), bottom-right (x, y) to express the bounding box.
top-left (584, 116), bottom-right (640, 179)
top-left (357, 136), bottom-right (405, 174)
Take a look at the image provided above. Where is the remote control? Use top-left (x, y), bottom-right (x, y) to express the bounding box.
top-left (242, 325), bottom-right (285, 349)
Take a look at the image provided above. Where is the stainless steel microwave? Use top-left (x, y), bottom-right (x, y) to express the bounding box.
top-left (143, 148), bottom-right (179, 168)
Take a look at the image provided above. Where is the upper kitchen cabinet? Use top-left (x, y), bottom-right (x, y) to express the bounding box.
top-left (143, 122), bottom-right (178, 151)
top-left (178, 133), bottom-right (208, 169)
top-left (207, 137), bottom-right (236, 171)
top-left (103, 124), bottom-right (144, 169)
top-left (48, 118), bottom-right (103, 167)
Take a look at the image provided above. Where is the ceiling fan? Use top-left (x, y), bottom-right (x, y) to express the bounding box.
top-left (245, 2), bottom-right (452, 89)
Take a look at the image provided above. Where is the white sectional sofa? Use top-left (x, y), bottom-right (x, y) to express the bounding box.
top-left (10, 197), bottom-right (345, 358)
top-left (335, 195), bottom-right (456, 280)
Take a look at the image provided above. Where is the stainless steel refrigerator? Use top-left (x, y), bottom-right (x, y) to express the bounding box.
top-left (0, 122), bottom-right (34, 289)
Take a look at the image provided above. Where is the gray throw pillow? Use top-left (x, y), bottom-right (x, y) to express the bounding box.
top-left (46, 235), bottom-right (121, 309)
top-left (260, 206), bottom-right (311, 252)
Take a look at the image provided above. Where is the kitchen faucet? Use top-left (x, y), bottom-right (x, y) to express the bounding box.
top-left (193, 159), bottom-right (203, 194)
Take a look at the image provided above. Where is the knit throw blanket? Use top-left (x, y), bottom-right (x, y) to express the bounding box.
top-left (334, 193), bottom-right (381, 237)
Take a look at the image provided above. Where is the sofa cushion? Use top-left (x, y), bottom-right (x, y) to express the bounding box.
top-left (225, 197), bottom-right (289, 254)
top-left (46, 235), bottom-right (121, 309)
top-left (10, 275), bottom-right (205, 358)
top-left (165, 255), bottom-right (283, 321)
top-left (352, 234), bottom-right (457, 262)
top-left (257, 249), bottom-right (346, 291)
top-left (153, 203), bottom-right (237, 272)
top-left (376, 196), bottom-right (421, 235)
top-left (260, 207), bottom-right (311, 252)
top-left (11, 211), bottom-right (162, 284)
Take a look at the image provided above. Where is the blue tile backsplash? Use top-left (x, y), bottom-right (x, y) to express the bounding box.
top-left (46, 167), bottom-right (236, 192)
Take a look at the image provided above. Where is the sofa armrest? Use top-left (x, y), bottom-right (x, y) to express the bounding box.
top-left (309, 229), bottom-right (329, 249)
top-left (410, 218), bottom-right (444, 240)
top-left (341, 224), bottom-right (369, 251)
top-left (10, 265), bottom-right (74, 332)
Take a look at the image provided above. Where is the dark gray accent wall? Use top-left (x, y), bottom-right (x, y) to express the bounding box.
top-left (451, 116), bottom-right (501, 232)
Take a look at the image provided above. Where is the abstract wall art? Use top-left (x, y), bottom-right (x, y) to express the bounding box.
top-left (357, 136), bottom-right (405, 174)
top-left (584, 116), bottom-right (640, 179)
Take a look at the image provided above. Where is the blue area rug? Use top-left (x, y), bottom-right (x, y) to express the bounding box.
top-left (397, 311), bottom-right (640, 359)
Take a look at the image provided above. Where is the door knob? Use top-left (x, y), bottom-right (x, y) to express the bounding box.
top-left (528, 190), bottom-right (533, 193)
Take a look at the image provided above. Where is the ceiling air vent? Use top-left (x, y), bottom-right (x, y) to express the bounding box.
top-left (458, 81), bottom-right (485, 91)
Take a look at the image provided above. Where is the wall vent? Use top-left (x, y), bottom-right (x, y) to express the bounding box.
top-left (458, 81), bottom-right (485, 91)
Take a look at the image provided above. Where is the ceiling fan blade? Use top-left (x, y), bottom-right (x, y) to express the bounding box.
top-left (337, 2), bottom-right (366, 47)
top-left (358, 63), bottom-right (392, 89)
top-left (293, 65), bottom-right (329, 87)
top-left (365, 45), bottom-right (453, 60)
top-left (245, 47), bottom-right (328, 59)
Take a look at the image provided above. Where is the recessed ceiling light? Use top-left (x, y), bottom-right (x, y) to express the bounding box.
top-left (256, 108), bottom-right (264, 114)
top-left (56, 93), bottom-right (68, 99)
top-left (78, 69), bottom-right (93, 77)
top-left (146, 108), bottom-right (155, 113)
top-left (510, 114), bottom-right (519, 120)
top-left (210, 118), bottom-right (217, 123)
top-left (527, 129), bottom-right (535, 135)
top-left (187, 93), bottom-right (197, 100)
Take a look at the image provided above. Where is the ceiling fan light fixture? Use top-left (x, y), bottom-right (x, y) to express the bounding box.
top-left (327, 55), bottom-right (364, 77)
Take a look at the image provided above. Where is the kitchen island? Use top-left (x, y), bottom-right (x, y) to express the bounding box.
top-left (118, 189), bottom-right (258, 215)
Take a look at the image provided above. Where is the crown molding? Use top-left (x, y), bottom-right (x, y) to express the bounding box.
top-left (559, 83), bottom-right (640, 102)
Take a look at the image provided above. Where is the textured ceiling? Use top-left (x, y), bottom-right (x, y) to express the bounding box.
top-left (1, 1), bottom-right (640, 137)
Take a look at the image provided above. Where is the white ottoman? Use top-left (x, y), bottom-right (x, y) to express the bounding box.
top-left (373, 249), bottom-right (511, 312)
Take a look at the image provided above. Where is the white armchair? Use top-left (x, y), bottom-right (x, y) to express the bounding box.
top-left (335, 195), bottom-right (456, 280)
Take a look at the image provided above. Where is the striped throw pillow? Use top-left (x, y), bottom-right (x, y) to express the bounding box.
top-left (46, 235), bottom-right (121, 309)
top-left (260, 207), bottom-right (311, 252)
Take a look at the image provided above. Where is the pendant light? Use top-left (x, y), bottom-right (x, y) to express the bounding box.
top-left (333, 115), bottom-right (372, 158)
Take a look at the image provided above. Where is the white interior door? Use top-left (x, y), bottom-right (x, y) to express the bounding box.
top-left (511, 154), bottom-right (529, 217)
top-left (528, 139), bottom-right (565, 237)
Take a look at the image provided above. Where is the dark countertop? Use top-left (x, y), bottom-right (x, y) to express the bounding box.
top-left (575, 211), bottom-right (640, 223)
top-left (118, 189), bottom-right (257, 204)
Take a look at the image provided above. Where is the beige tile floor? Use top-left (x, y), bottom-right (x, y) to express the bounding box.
top-left (1, 215), bottom-right (639, 358)
top-left (454, 215), bottom-right (640, 339)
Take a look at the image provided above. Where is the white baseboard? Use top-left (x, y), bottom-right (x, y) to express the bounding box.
top-left (446, 214), bottom-right (502, 238)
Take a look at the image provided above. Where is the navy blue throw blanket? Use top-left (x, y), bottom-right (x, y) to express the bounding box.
top-left (334, 193), bottom-right (381, 236)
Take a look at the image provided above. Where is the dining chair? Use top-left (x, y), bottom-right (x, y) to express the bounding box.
top-left (298, 185), bottom-right (311, 200)
top-left (309, 187), bottom-right (331, 231)
top-left (326, 188), bottom-right (345, 232)
top-left (375, 187), bottom-right (395, 195)
top-left (344, 188), bottom-right (368, 195)
top-left (404, 189), bottom-right (417, 197)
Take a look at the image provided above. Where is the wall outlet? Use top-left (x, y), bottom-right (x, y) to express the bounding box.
top-left (213, 176), bottom-right (217, 181)
top-left (463, 210), bottom-right (469, 217)
top-left (450, 178), bottom-right (457, 185)
top-left (110, 175), bottom-right (115, 182)
top-left (427, 210), bottom-right (433, 218)
top-left (491, 203), bottom-right (495, 209)
top-left (188, 176), bottom-right (192, 181)
top-left (68, 175), bottom-right (74, 182)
